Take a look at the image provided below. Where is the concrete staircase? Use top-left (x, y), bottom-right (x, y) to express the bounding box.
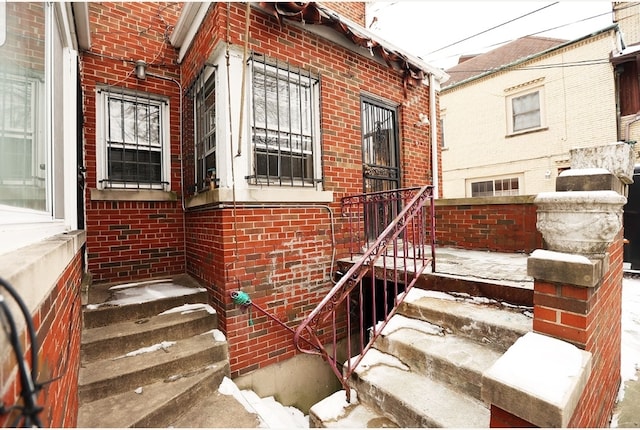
top-left (309, 288), bottom-right (533, 428)
top-left (77, 275), bottom-right (260, 428)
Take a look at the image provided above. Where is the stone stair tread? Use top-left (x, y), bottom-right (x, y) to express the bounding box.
top-left (79, 331), bottom-right (226, 403)
top-left (167, 388), bottom-right (262, 428)
top-left (352, 350), bottom-right (490, 428)
top-left (81, 307), bottom-right (217, 362)
top-left (376, 315), bottom-right (504, 400)
top-left (400, 291), bottom-right (532, 350)
top-left (83, 280), bottom-right (208, 329)
top-left (80, 331), bottom-right (223, 384)
top-left (78, 362), bottom-right (229, 428)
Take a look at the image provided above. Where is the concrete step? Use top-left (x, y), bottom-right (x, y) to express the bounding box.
top-left (77, 362), bottom-right (230, 428)
top-left (350, 349), bottom-right (490, 428)
top-left (374, 314), bottom-right (503, 401)
top-left (81, 306), bottom-right (217, 363)
top-left (83, 277), bottom-right (208, 329)
top-left (79, 331), bottom-right (228, 403)
top-left (398, 289), bottom-right (532, 351)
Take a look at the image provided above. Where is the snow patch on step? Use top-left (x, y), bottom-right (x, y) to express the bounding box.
top-left (310, 389), bottom-right (358, 422)
top-left (350, 349), bottom-right (409, 373)
top-left (402, 288), bottom-right (456, 303)
top-left (159, 302), bottom-right (216, 315)
top-left (113, 340), bottom-right (176, 359)
top-left (379, 314), bottom-right (444, 337)
top-left (90, 282), bottom-right (206, 308)
top-left (218, 377), bottom-right (309, 428)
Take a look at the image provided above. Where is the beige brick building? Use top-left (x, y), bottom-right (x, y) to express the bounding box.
top-left (440, 27), bottom-right (619, 198)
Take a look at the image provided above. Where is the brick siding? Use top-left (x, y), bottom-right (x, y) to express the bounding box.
top-left (0, 252), bottom-right (84, 428)
top-left (179, 2), bottom-right (437, 375)
top-left (434, 198), bottom-right (542, 253)
top-left (81, 2), bottom-right (185, 283)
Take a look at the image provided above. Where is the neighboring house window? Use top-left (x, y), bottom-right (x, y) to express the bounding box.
top-left (249, 56), bottom-right (320, 186)
top-left (194, 66), bottom-right (216, 192)
top-left (507, 87), bottom-right (544, 134)
top-left (0, 76), bottom-right (45, 210)
top-left (471, 177), bottom-right (519, 197)
top-left (96, 88), bottom-right (169, 190)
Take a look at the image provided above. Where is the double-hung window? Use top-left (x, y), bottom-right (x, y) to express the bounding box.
top-left (249, 57), bottom-right (320, 187)
top-left (506, 87), bottom-right (545, 135)
top-left (97, 88), bottom-right (169, 190)
top-left (194, 66), bottom-right (216, 192)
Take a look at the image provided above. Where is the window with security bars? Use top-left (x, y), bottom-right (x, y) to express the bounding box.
top-left (471, 177), bottom-right (519, 197)
top-left (97, 89), bottom-right (168, 189)
top-left (249, 56), bottom-right (320, 186)
top-left (194, 67), bottom-right (216, 192)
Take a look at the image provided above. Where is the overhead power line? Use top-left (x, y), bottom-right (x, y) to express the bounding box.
top-left (425, 2), bottom-right (559, 56)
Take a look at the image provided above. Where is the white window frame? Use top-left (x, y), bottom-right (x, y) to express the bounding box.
top-left (506, 86), bottom-right (545, 135)
top-left (0, 2), bottom-right (76, 256)
top-left (96, 88), bottom-right (171, 191)
top-left (248, 56), bottom-right (321, 188)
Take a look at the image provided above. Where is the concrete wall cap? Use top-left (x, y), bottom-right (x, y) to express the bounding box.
top-left (534, 190), bottom-right (627, 205)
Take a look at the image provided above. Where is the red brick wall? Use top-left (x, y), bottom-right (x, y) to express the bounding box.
top-left (568, 233), bottom-right (622, 427)
top-left (323, 2), bottom-right (367, 26)
top-left (186, 206), bottom-right (338, 376)
top-left (0, 252), bottom-right (84, 428)
top-left (180, 3), bottom-right (437, 376)
top-left (434, 199), bottom-right (542, 253)
top-left (81, 2), bottom-right (185, 283)
top-left (1, 3), bottom-right (45, 72)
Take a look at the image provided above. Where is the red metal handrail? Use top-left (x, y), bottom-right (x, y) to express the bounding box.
top-left (293, 185), bottom-right (436, 401)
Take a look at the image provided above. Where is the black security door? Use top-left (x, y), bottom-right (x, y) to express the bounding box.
top-left (361, 97), bottom-right (400, 239)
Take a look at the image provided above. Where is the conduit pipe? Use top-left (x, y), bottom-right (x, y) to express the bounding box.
top-left (212, 203), bottom-right (338, 284)
top-left (429, 73), bottom-right (439, 198)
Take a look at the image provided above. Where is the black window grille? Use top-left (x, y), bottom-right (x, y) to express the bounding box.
top-left (100, 88), bottom-right (167, 189)
top-left (248, 55), bottom-right (320, 187)
top-left (193, 66), bottom-right (217, 192)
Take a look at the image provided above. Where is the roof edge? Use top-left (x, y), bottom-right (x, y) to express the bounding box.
top-left (443, 24), bottom-right (618, 92)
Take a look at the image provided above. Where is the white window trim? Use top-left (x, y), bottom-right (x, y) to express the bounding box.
top-left (95, 87), bottom-right (171, 191)
top-left (187, 47), bottom-right (332, 207)
top-left (506, 86), bottom-right (546, 136)
top-left (468, 175), bottom-right (522, 198)
top-left (0, 3), bottom-right (77, 255)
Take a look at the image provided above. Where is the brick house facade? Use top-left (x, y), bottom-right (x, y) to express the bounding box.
top-left (79, 1), bottom-right (446, 379)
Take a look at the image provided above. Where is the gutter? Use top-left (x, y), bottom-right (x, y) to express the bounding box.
top-left (170, 2), bottom-right (212, 64)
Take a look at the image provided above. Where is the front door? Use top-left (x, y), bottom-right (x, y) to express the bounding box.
top-left (361, 97), bottom-right (400, 240)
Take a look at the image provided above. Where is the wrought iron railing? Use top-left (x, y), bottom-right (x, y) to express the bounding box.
top-left (293, 185), bottom-right (436, 400)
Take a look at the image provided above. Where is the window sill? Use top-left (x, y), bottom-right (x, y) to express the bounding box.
top-left (186, 186), bottom-right (334, 208)
top-left (506, 126), bottom-right (549, 138)
top-left (90, 188), bottom-right (178, 202)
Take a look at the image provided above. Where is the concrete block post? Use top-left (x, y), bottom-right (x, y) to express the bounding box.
top-left (482, 142), bottom-right (633, 428)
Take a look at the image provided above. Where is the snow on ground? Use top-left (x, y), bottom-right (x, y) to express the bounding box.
top-left (620, 276), bottom-right (640, 394)
top-left (218, 377), bottom-right (309, 428)
top-left (86, 282), bottom-right (206, 309)
top-left (159, 302), bottom-right (216, 315)
top-left (113, 340), bottom-right (176, 360)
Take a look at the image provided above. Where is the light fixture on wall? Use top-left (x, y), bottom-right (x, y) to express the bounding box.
top-left (135, 60), bottom-right (147, 80)
top-left (545, 170), bottom-right (551, 180)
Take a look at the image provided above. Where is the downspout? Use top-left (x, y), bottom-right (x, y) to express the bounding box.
top-left (429, 73), bottom-right (439, 198)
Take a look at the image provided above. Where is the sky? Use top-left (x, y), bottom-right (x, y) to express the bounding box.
top-left (367, 1), bottom-right (616, 70)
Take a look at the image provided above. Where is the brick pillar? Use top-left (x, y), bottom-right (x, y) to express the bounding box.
top-left (483, 142), bottom-right (634, 428)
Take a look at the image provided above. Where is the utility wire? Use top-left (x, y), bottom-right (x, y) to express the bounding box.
top-left (425, 2), bottom-right (559, 56)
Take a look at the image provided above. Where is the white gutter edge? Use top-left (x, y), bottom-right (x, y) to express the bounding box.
top-left (71, 2), bottom-right (91, 51)
top-left (170, 1), bottom-right (212, 64)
